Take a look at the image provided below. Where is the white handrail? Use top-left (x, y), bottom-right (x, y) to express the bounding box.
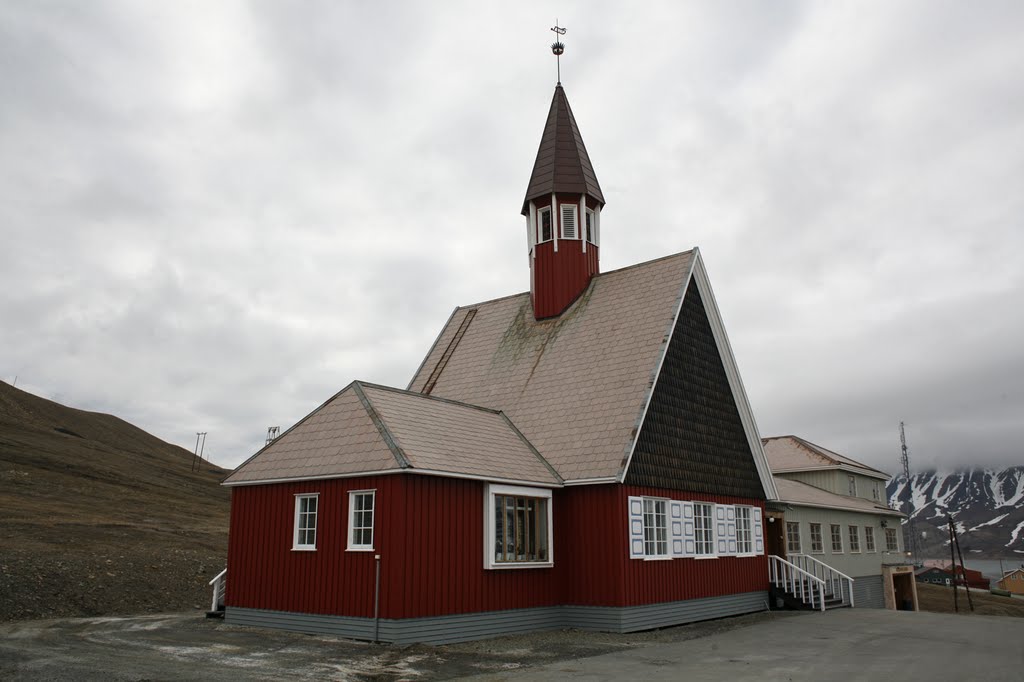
top-left (790, 554), bottom-right (855, 608)
top-left (768, 555), bottom-right (827, 611)
top-left (209, 568), bottom-right (227, 612)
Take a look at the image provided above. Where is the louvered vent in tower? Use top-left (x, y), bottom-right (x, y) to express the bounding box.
top-left (561, 204), bottom-right (577, 240)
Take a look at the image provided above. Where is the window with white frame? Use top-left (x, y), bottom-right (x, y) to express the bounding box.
top-left (538, 207), bottom-right (552, 242)
top-left (485, 484), bottom-right (552, 568)
top-left (348, 490), bottom-right (375, 550)
top-left (694, 503), bottom-right (715, 556)
top-left (293, 494), bottom-right (318, 550)
top-left (885, 527), bottom-right (899, 552)
top-left (830, 524), bottom-right (843, 552)
top-left (865, 525), bottom-right (876, 552)
top-left (847, 475), bottom-right (857, 496)
top-left (872, 482), bottom-right (880, 501)
top-left (848, 525), bottom-right (860, 553)
top-left (585, 209), bottom-right (597, 244)
top-left (560, 204), bottom-right (577, 239)
top-left (809, 523), bottom-right (824, 553)
top-left (735, 506), bottom-right (753, 554)
top-left (786, 521), bottom-right (801, 554)
top-left (642, 498), bottom-right (668, 558)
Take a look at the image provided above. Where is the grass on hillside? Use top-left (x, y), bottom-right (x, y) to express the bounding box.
top-left (916, 582), bottom-right (1024, 618)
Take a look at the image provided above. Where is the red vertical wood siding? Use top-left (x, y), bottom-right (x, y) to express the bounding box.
top-left (619, 485), bottom-right (769, 607)
top-left (531, 240), bottom-right (599, 319)
top-left (226, 477), bottom-right (767, 618)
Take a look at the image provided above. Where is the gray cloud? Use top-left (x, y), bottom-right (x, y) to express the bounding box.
top-left (2, 1), bottom-right (1022, 475)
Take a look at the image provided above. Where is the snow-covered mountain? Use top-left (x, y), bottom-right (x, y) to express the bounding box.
top-left (887, 466), bottom-right (1024, 557)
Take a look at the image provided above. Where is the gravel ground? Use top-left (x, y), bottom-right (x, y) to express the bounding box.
top-left (0, 609), bottom-right (797, 681)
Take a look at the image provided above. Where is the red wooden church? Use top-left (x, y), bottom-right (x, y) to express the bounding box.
top-left (221, 75), bottom-right (779, 644)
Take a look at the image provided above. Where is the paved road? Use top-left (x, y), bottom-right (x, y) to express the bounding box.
top-left (470, 608), bottom-right (1024, 681)
top-left (1, 608), bottom-right (1021, 680)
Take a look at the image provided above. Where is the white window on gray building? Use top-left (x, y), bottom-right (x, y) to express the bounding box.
top-left (830, 523), bottom-right (843, 553)
top-left (786, 521), bottom-right (801, 554)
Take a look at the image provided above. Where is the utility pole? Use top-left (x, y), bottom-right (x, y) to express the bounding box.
top-left (899, 422), bottom-right (922, 565)
top-left (191, 431), bottom-right (207, 472)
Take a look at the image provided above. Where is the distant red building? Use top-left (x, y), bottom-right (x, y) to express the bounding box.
top-left (221, 77), bottom-right (778, 644)
top-left (947, 565), bottom-right (988, 590)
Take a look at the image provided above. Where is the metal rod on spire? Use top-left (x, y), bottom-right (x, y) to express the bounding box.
top-left (550, 22), bottom-right (566, 85)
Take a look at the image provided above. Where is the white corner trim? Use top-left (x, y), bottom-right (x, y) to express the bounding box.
top-left (689, 251), bottom-right (779, 501)
top-left (619, 252), bottom-right (698, 482)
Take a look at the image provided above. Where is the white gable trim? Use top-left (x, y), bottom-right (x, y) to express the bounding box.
top-left (618, 248), bottom-right (778, 501)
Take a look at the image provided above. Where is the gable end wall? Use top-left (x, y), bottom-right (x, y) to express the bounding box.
top-left (624, 283), bottom-right (765, 499)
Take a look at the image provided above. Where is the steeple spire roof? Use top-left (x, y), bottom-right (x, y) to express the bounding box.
top-left (521, 85), bottom-right (605, 215)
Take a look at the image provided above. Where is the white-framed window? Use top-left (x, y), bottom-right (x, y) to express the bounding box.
top-left (642, 498), bottom-right (669, 558)
top-left (585, 209), bottom-right (597, 244)
top-left (560, 203), bottom-right (577, 239)
top-left (694, 502), bottom-right (715, 556)
top-left (848, 525), bottom-right (861, 553)
top-left (347, 490), bottom-right (375, 551)
top-left (485, 484), bottom-right (553, 569)
top-left (872, 482), bottom-right (880, 501)
top-left (830, 524), bottom-right (843, 553)
top-left (786, 521), bottom-right (801, 554)
top-left (885, 527), bottom-right (899, 552)
top-left (847, 475), bottom-right (857, 497)
top-left (865, 525), bottom-right (876, 552)
top-left (809, 523), bottom-right (824, 553)
top-left (293, 493), bottom-right (319, 551)
top-left (538, 207), bottom-right (552, 243)
top-left (735, 506), bottom-right (753, 554)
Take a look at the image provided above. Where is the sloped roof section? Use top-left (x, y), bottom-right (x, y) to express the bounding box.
top-left (521, 85), bottom-right (604, 215)
top-left (408, 252), bottom-right (694, 480)
top-left (224, 382), bottom-right (560, 486)
top-left (358, 384), bottom-right (560, 485)
top-left (773, 477), bottom-right (902, 516)
top-left (223, 386), bottom-right (399, 485)
top-left (762, 435), bottom-right (890, 479)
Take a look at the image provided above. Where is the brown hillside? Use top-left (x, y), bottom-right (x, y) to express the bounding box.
top-left (0, 381), bottom-right (230, 620)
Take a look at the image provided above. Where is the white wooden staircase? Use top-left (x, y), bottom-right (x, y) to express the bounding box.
top-left (207, 568), bottom-right (226, 618)
top-left (768, 555), bottom-right (854, 611)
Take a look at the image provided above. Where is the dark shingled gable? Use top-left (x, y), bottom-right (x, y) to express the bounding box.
top-left (624, 282), bottom-right (765, 499)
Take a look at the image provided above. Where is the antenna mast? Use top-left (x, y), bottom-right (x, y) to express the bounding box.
top-left (899, 421), bottom-right (922, 565)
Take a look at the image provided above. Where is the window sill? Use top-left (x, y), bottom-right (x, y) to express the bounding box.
top-left (486, 561), bottom-right (554, 570)
top-left (643, 555), bottom-right (672, 561)
top-left (693, 555), bottom-right (719, 560)
top-left (291, 547), bottom-right (317, 552)
top-left (736, 553), bottom-right (758, 558)
top-left (346, 547), bottom-right (375, 552)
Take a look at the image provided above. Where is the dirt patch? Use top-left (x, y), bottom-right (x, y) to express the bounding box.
top-left (915, 582), bottom-right (1024, 617)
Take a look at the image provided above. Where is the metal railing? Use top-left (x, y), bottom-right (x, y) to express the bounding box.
top-left (768, 555), bottom-right (827, 611)
top-left (790, 554), bottom-right (855, 607)
top-left (209, 568), bottom-right (227, 612)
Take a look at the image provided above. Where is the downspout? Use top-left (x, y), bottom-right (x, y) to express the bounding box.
top-left (373, 554), bottom-right (381, 643)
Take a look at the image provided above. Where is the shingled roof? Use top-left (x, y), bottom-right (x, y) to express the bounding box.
top-left (772, 477), bottom-right (902, 516)
top-left (224, 382), bottom-right (560, 487)
top-left (408, 250), bottom-right (777, 495)
top-left (521, 85), bottom-right (604, 215)
top-left (762, 435), bottom-right (890, 479)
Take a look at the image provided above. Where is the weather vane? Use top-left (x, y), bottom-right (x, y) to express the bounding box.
top-left (550, 22), bottom-right (566, 85)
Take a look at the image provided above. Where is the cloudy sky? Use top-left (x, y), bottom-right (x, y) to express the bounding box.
top-left (3, 1), bottom-right (1022, 474)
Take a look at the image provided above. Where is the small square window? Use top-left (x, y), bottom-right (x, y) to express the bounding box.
top-left (809, 523), bottom-right (823, 553)
top-left (539, 208), bottom-right (552, 242)
top-left (293, 494), bottom-right (319, 550)
top-left (830, 524), bottom-right (843, 553)
top-left (785, 521), bottom-right (801, 554)
top-left (348, 490), bottom-right (375, 551)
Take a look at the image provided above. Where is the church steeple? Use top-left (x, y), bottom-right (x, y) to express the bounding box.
top-left (521, 44), bottom-right (605, 320)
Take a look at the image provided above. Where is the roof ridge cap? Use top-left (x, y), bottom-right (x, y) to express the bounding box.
top-left (358, 381), bottom-right (504, 415)
top-left (352, 382), bottom-right (411, 469)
